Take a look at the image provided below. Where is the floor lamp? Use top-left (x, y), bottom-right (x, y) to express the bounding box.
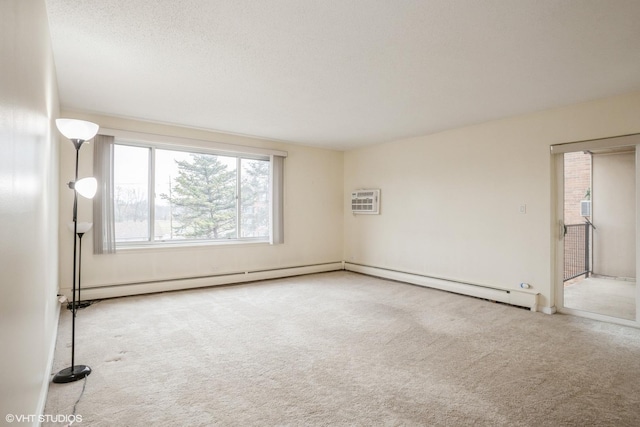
top-left (53, 119), bottom-right (99, 384)
top-left (67, 222), bottom-right (93, 310)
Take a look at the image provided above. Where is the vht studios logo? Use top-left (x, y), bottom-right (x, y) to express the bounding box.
top-left (5, 413), bottom-right (83, 424)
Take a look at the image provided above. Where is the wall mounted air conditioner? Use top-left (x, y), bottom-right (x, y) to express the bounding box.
top-left (351, 189), bottom-right (380, 214)
top-left (580, 200), bottom-right (591, 217)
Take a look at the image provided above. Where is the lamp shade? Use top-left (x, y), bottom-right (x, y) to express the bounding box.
top-left (56, 119), bottom-right (99, 142)
top-left (74, 177), bottom-right (98, 199)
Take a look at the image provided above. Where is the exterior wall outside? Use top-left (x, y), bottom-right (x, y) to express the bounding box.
top-left (592, 151), bottom-right (636, 278)
top-left (563, 151), bottom-right (591, 225)
top-left (344, 91), bottom-right (640, 310)
top-left (0, 0), bottom-right (61, 420)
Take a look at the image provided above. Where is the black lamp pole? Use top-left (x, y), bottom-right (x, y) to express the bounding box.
top-left (74, 229), bottom-right (91, 310)
top-left (77, 230), bottom-right (84, 307)
top-left (53, 140), bottom-right (91, 383)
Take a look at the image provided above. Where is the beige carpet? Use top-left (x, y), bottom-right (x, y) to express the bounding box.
top-left (44, 271), bottom-right (640, 426)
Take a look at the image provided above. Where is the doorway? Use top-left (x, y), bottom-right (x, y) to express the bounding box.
top-left (554, 136), bottom-right (639, 324)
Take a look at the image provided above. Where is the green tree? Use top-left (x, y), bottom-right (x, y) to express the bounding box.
top-left (162, 154), bottom-right (236, 239)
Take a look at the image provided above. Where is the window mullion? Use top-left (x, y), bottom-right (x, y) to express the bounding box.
top-left (236, 157), bottom-right (241, 239)
top-left (149, 146), bottom-right (155, 242)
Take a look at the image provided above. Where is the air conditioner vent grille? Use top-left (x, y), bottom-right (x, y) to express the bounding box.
top-left (351, 189), bottom-right (380, 214)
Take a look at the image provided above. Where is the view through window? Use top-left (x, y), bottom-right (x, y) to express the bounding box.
top-left (113, 143), bottom-right (270, 244)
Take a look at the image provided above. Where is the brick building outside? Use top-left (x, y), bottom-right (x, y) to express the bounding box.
top-left (563, 151), bottom-right (592, 282)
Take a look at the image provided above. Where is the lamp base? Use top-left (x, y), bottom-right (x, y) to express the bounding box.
top-left (52, 365), bottom-right (91, 383)
top-left (67, 301), bottom-right (92, 310)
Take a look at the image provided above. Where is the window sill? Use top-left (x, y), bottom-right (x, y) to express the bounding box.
top-left (115, 239), bottom-right (271, 252)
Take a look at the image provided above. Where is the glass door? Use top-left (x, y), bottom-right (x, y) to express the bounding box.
top-left (554, 136), bottom-right (639, 325)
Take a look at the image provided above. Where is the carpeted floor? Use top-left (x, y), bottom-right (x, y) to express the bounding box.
top-left (44, 271), bottom-right (640, 426)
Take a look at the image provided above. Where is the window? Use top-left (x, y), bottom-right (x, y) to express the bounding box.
top-left (113, 142), bottom-right (272, 245)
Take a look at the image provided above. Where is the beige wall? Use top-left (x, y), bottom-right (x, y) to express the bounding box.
top-left (592, 151), bottom-right (636, 278)
top-left (344, 91), bottom-right (640, 310)
top-left (0, 0), bottom-right (61, 420)
top-left (58, 113), bottom-right (344, 295)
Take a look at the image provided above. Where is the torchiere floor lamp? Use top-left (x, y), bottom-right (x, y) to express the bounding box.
top-left (53, 119), bottom-right (99, 384)
top-left (67, 222), bottom-right (93, 310)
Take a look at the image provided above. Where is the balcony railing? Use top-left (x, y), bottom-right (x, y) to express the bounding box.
top-left (564, 223), bottom-right (591, 281)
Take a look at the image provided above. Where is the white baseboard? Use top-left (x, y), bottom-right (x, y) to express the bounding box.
top-left (345, 263), bottom-right (540, 311)
top-left (540, 306), bottom-right (557, 314)
top-left (77, 262), bottom-right (344, 301)
top-left (69, 261), bottom-right (549, 314)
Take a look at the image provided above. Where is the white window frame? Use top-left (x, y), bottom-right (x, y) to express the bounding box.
top-left (102, 128), bottom-right (287, 249)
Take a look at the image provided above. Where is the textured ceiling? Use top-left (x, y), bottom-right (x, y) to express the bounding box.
top-left (45, 0), bottom-right (640, 150)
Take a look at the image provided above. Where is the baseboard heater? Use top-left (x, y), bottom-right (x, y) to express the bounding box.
top-left (74, 261), bottom-right (538, 311)
top-left (344, 262), bottom-right (539, 312)
top-left (76, 262), bottom-right (344, 301)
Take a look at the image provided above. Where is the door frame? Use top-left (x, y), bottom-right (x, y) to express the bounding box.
top-left (552, 134), bottom-right (640, 327)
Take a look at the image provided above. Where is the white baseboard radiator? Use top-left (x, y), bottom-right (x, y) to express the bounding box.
top-left (77, 262), bottom-right (344, 301)
top-left (344, 263), bottom-right (539, 311)
top-left (74, 261), bottom-right (538, 311)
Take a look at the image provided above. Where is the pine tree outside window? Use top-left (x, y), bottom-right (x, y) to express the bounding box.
top-left (113, 142), bottom-right (272, 245)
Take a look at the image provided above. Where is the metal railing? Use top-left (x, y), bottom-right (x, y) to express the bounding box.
top-left (564, 223), bottom-right (591, 281)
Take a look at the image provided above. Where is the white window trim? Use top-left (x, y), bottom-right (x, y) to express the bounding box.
top-left (104, 128), bottom-right (286, 249)
top-left (100, 128), bottom-right (288, 158)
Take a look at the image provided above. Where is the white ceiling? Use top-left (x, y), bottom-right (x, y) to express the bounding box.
top-left (45, 0), bottom-right (640, 151)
